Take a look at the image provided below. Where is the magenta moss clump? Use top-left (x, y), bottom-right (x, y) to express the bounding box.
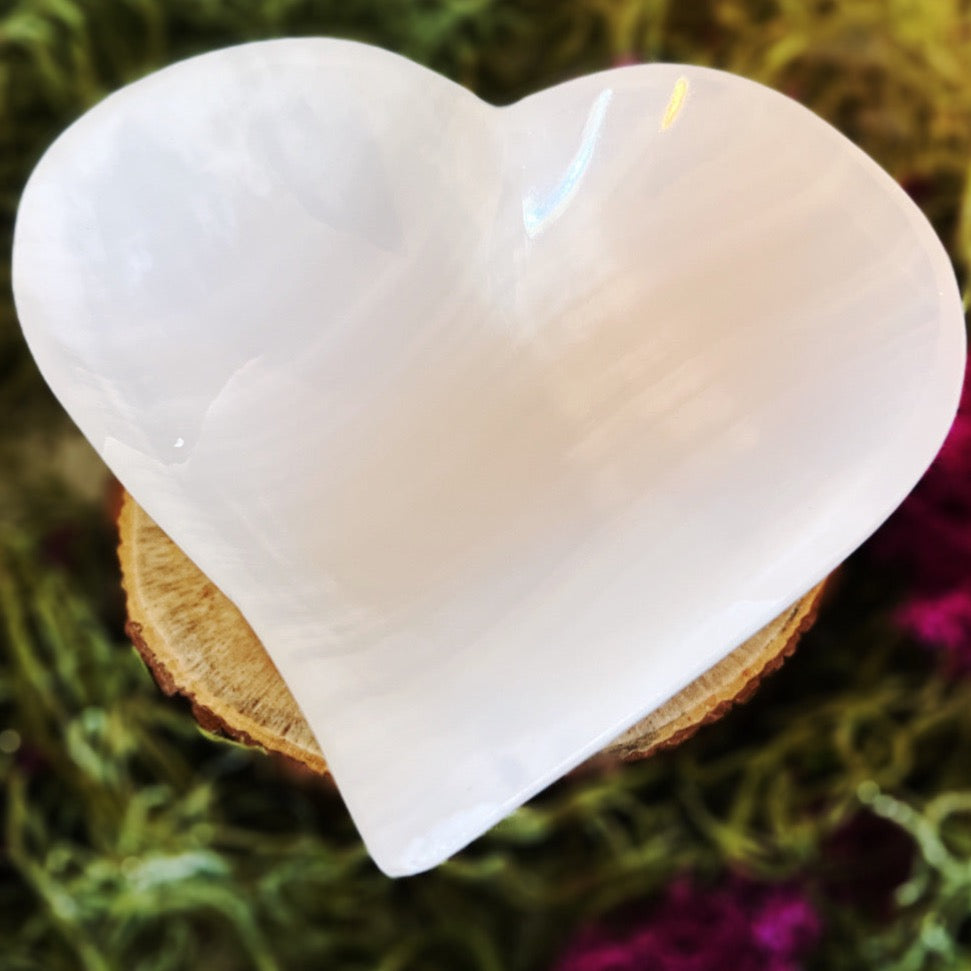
top-left (553, 874), bottom-right (821, 971)
top-left (877, 358), bottom-right (971, 670)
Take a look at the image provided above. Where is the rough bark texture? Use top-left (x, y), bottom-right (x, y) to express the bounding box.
top-left (118, 491), bottom-right (827, 774)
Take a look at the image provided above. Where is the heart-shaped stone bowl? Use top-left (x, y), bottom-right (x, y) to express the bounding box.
top-left (12, 39), bottom-right (966, 875)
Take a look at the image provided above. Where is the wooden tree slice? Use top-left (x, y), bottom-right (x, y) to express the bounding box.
top-left (118, 491), bottom-right (827, 775)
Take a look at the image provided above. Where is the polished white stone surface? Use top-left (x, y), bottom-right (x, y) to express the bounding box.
top-left (13, 39), bottom-right (965, 875)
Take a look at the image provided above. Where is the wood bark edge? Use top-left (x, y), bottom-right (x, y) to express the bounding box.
top-left (118, 491), bottom-right (827, 775)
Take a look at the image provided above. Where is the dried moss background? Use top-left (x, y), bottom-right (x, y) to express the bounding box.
top-left (2, 1), bottom-right (971, 969)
